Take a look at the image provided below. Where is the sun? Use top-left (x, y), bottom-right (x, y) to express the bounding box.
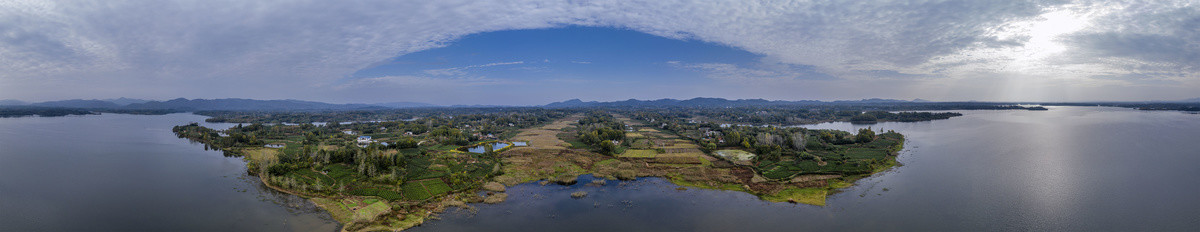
top-left (1023, 10), bottom-right (1091, 59)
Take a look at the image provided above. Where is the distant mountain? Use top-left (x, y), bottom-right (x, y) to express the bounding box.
top-left (0, 99), bottom-right (26, 106)
top-left (125, 98), bottom-right (382, 111)
top-left (18, 98), bottom-right (149, 108)
top-left (32, 99), bottom-right (121, 108)
top-left (371, 101), bottom-right (437, 108)
top-left (833, 98), bottom-right (914, 103)
top-left (1180, 98), bottom-right (1200, 102)
top-left (543, 97), bottom-right (908, 108)
top-left (543, 99), bottom-right (594, 108)
top-left (4, 98), bottom-right (435, 112)
top-left (101, 97), bottom-right (151, 106)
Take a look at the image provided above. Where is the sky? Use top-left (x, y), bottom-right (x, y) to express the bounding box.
top-left (1, 0), bottom-right (1197, 105)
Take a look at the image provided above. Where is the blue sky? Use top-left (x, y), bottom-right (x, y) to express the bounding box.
top-left (350, 27), bottom-right (754, 86)
top-left (340, 27), bottom-right (782, 104)
top-left (1, 1), bottom-right (1197, 105)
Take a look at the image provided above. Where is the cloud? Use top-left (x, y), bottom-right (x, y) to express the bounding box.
top-left (422, 61), bottom-right (526, 76)
top-left (670, 61), bottom-right (837, 82)
top-left (338, 75), bottom-right (499, 89)
top-left (0, 0), bottom-right (1197, 103)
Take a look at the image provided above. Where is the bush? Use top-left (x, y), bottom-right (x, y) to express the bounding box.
top-left (268, 163), bottom-right (294, 176)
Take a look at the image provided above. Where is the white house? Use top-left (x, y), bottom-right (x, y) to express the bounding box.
top-left (357, 136), bottom-right (372, 144)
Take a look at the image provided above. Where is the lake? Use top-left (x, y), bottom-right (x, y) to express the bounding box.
top-left (411, 106), bottom-right (1200, 231)
top-left (0, 113), bottom-right (339, 231)
top-left (3, 107), bottom-right (1200, 231)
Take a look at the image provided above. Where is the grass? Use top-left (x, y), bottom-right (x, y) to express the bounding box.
top-left (844, 147), bottom-right (889, 160)
top-left (412, 170), bottom-right (446, 180)
top-left (760, 187), bottom-right (829, 206)
top-left (630, 139), bottom-right (653, 149)
top-left (351, 201), bottom-right (391, 222)
top-left (660, 143), bottom-right (700, 149)
top-left (566, 141), bottom-right (589, 149)
top-left (383, 212), bottom-right (429, 231)
top-left (424, 144), bottom-right (460, 151)
top-left (668, 176), bottom-right (745, 192)
top-left (241, 148), bottom-right (278, 163)
top-left (596, 158), bottom-right (619, 167)
top-left (289, 168), bottom-right (335, 186)
top-left (619, 149), bottom-right (657, 158)
top-left (310, 198), bottom-right (354, 222)
top-left (420, 179), bottom-right (453, 196)
top-left (396, 148), bottom-right (422, 156)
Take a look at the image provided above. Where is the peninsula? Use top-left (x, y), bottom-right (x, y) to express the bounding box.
top-left (174, 106), bottom-right (920, 231)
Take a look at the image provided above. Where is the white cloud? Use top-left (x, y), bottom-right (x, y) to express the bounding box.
top-left (339, 75), bottom-right (499, 89)
top-left (423, 61), bottom-right (525, 76)
top-left (670, 61), bottom-right (836, 82)
top-left (0, 0), bottom-right (1197, 102)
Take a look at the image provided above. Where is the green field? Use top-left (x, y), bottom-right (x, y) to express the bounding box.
top-left (619, 149), bottom-right (657, 158)
top-left (420, 179), bottom-right (453, 195)
top-left (845, 147), bottom-right (889, 160)
top-left (347, 185), bottom-right (404, 201)
top-left (401, 182), bottom-right (432, 200)
top-left (351, 201), bottom-right (392, 222)
top-left (398, 178), bottom-right (453, 201)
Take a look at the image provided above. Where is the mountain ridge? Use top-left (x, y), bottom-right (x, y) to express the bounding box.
top-left (543, 97), bottom-right (921, 108)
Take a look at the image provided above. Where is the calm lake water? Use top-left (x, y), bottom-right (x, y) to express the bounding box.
top-left (0, 113), bottom-right (339, 231)
top-left (3, 107), bottom-right (1199, 231)
top-left (412, 106), bottom-right (1200, 231)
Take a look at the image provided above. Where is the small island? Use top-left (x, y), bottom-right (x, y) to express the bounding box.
top-left (174, 108), bottom-right (908, 231)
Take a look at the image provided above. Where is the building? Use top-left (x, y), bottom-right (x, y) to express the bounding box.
top-left (357, 136), bottom-right (373, 144)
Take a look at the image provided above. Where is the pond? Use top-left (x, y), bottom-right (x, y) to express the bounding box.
top-left (466, 142), bottom-right (510, 153)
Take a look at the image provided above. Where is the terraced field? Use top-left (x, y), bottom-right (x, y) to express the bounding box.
top-left (618, 149), bottom-right (658, 158)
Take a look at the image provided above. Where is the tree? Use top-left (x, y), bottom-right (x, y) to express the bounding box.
top-left (849, 114), bottom-right (878, 124)
top-left (790, 132), bottom-right (806, 151)
top-left (856, 128), bottom-right (876, 143)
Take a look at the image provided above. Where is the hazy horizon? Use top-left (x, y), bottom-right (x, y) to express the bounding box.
top-left (2, 1), bottom-right (1197, 105)
top-left (5, 95), bottom-right (1200, 107)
